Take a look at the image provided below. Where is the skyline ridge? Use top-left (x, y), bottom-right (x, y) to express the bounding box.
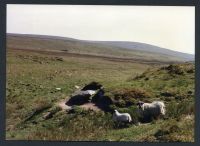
top-left (7, 32), bottom-right (195, 56)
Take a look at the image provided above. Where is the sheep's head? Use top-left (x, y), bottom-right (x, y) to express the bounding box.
top-left (114, 109), bottom-right (120, 114)
top-left (137, 101), bottom-right (144, 109)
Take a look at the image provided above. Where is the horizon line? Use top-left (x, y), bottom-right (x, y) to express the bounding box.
top-left (6, 32), bottom-right (195, 56)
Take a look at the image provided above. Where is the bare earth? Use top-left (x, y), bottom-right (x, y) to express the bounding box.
top-left (57, 99), bottom-right (101, 112)
top-left (57, 99), bottom-right (72, 110)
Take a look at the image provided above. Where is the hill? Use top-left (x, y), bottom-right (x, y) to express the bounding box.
top-left (7, 33), bottom-right (194, 63)
top-left (91, 41), bottom-right (194, 61)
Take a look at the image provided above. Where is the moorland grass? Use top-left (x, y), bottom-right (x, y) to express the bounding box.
top-left (6, 49), bottom-right (194, 141)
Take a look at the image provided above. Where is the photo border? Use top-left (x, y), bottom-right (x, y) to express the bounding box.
top-left (0, 0), bottom-right (199, 146)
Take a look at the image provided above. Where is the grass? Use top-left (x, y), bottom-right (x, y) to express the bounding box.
top-left (6, 48), bottom-right (195, 141)
top-left (100, 120), bottom-right (166, 141)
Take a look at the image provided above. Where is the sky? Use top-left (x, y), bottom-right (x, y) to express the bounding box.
top-left (7, 5), bottom-right (195, 54)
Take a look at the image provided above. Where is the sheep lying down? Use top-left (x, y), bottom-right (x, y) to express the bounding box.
top-left (113, 110), bottom-right (132, 123)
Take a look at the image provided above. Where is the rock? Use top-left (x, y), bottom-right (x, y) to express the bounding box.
top-left (67, 91), bottom-right (92, 105)
top-left (55, 57), bottom-right (64, 61)
top-left (81, 82), bottom-right (103, 91)
top-left (75, 85), bottom-right (80, 89)
top-left (188, 91), bottom-right (193, 94)
top-left (43, 112), bottom-right (53, 120)
top-left (56, 88), bottom-right (61, 91)
top-left (160, 91), bottom-right (173, 97)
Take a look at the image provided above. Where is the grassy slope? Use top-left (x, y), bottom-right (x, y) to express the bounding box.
top-left (7, 34), bottom-right (185, 62)
top-left (100, 63), bottom-right (195, 142)
top-left (6, 49), bottom-right (149, 138)
top-left (6, 49), bottom-right (194, 141)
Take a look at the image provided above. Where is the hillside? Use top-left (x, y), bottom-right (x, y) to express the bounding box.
top-left (6, 46), bottom-right (194, 141)
top-left (92, 41), bottom-right (194, 61)
top-left (7, 33), bottom-right (193, 63)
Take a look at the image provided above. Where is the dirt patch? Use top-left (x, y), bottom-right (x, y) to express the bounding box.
top-left (57, 99), bottom-right (101, 112)
top-left (57, 99), bottom-right (72, 110)
top-left (80, 103), bottom-right (101, 111)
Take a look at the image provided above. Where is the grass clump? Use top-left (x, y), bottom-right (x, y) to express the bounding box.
top-left (162, 64), bottom-right (185, 75)
top-left (154, 118), bottom-right (194, 142)
top-left (166, 100), bottom-right (194, 120)
top-left (43, 106), bottom-right (62, 120)
top-left (23, 102), bottom-right (52, 122)
top-left (110, 88), bottom-right (152, 108)
top-left (67, 105), bottom-right (88, 115)
top-left (27, 111), bottom-right (115, 141)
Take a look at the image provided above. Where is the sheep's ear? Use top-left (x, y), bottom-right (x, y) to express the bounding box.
top-left (136, 103), bottom-right (141, 108)
top-left (137, 102), bottom-right (144, 110)
top-left (136, 102), bottom-right (141, 106)
top-left (137, 102), bottom-right (143, 107)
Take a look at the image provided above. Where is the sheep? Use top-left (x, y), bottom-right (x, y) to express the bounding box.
top-left (137, 101), bottom-right (166, 122)
top-left (112, 110), bottom-right (132, 123)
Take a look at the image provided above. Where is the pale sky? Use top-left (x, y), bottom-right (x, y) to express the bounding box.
top-left (7, 4), bottom-right (195, 54)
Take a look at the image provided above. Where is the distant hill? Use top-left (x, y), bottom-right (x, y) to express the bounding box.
top-left (7, 33), bottom-right (194, 63)
top-left (90, 41), bottom-right (194, 61)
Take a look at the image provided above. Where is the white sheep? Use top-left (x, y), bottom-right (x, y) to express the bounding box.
top-left (113, 110), bottom-right (132, 123)
top-left (137, 101), bottom-right (166, 121)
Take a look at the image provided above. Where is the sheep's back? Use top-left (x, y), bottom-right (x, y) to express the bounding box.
top-left (113, 113), bottom-right (130, 122)
top-left (142, 104), bottom-right (162, 117)
top-left (119, 114), bottom-right (130, 121)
